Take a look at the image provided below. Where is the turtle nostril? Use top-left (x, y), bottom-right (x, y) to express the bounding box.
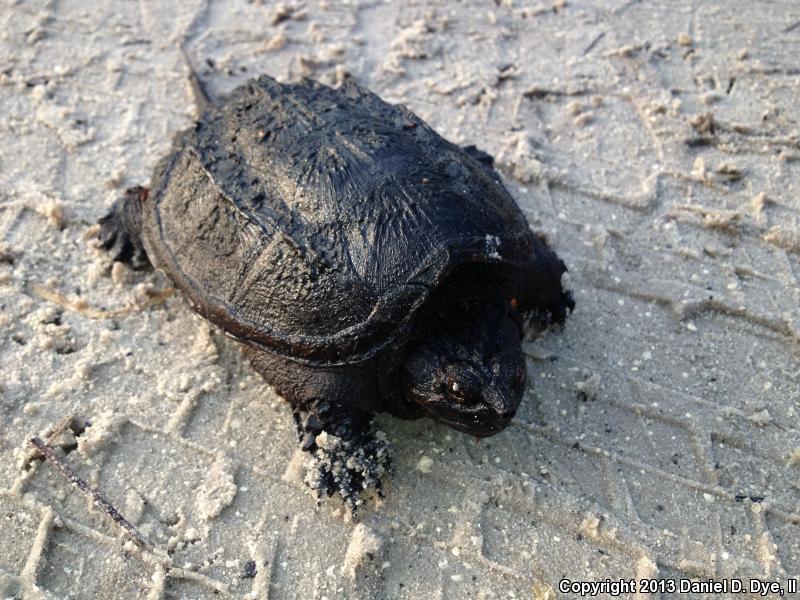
top-left (498, 407), bottom-right (516, 422)
top-left (483, 403), bottom-right (516, 423)
top-left (481, 386), bottom-right (519, 423)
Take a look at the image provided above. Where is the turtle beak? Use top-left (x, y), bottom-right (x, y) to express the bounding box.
top-left (482, 385), bottom-right (518, 423)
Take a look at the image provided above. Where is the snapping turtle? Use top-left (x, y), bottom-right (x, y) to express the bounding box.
top-left (98, 74), bottom-right (574, 514)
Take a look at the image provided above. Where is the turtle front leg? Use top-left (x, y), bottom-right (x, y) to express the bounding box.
top-left (300, 402), bottom-right (393, 517)
top-left (97, 186), bottom-right (151, 270)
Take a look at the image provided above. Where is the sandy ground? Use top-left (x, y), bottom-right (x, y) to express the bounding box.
top-left (1, 0), bottom-right (799, 598)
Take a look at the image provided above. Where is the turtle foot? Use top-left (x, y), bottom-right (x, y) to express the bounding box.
top-left (97, 186), bottom-right (150, 270)
top-left (544, 289), bottom-right (575, 324)
top-left (303, 427), bottom-right (393, 518)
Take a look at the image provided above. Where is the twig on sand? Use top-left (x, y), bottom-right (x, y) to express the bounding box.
top-left (30, 436), bottom-right (150, 549)
top-left (30, 282), bottom-right (172, 319)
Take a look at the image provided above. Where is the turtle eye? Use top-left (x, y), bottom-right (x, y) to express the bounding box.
top-left (446, 377), bottom-right (479, 405)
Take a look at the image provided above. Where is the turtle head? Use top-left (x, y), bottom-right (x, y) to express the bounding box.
top-left (401, 303), bottom-right (526, 437)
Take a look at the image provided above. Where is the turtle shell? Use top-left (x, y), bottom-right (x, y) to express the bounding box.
top-left (141, 76), bottom-right (563, 365)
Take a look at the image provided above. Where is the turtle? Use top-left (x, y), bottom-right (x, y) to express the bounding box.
top-left (97, 73), bottom-right (574, 515)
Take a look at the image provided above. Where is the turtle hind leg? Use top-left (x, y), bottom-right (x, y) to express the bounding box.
top-left (300, 404), bottom-right (393, 518)
top-left (97, 186), bottom-right (150, 270)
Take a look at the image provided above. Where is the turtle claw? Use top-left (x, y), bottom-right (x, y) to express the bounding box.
top-left (302, 427), bottom-right (393, 517)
